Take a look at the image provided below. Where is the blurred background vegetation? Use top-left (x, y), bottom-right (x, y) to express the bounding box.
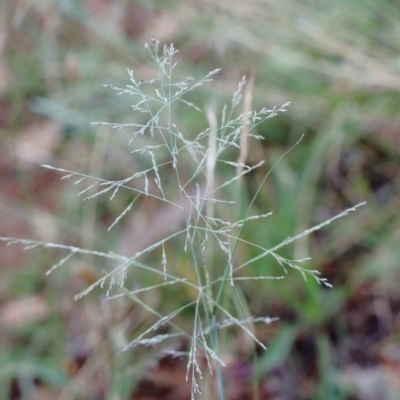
top-left (1, 1), bottom-right (400, 399)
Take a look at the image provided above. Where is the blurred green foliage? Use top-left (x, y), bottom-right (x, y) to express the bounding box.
top-left (1, 1), bottom-right (400, 399)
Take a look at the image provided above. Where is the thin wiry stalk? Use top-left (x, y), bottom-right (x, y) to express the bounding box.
top-left (234, 202), bottom-right (367, 276)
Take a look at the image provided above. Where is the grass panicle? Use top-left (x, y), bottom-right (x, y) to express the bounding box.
top-left (0, 40), bottom-right (365, 399)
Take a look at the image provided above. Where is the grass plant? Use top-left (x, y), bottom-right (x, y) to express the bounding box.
top-left (0, 40), bottom-right (365, 399)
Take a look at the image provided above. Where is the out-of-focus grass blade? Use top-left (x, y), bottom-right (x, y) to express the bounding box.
top-left (256, 324), bottom-right (298, 376)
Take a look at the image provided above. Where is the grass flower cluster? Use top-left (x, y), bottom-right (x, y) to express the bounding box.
top-left (0, 40), bottom-right (365, 399)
